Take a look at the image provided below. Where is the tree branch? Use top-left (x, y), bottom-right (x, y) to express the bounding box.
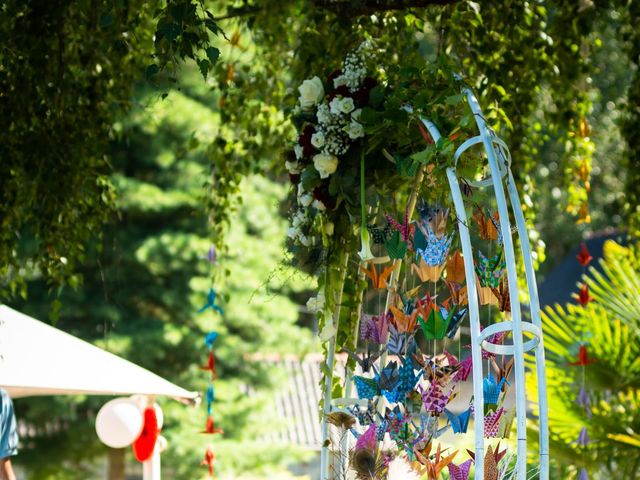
top-left (311, 0), bottom-right (456, 16)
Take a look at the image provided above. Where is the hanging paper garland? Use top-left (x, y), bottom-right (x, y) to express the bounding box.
top-left (571, 242), bottom-right (595, 479)
top-left (197, 244), bottom-right (224, 478)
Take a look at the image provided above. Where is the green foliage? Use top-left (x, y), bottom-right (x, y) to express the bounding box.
top-left (12, 74), bottom-right (315, 479)
top-left (527, 240), bottom-right (640, 478)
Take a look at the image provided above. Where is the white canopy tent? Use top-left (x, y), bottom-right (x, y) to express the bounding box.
top-left (0, 305), bottom-right (198, 403)
top-left (0, 305), bottom-right (199, 480)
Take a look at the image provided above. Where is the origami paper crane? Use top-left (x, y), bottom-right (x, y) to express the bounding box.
top-left (498, 407), bottom-right (515, 439)
top-left (201, 416), bottom-right (224, 435)
top-left (420, 381), bottom-right (455, 416)
top-left (576, 283), bottom-right (593, 306)
top-left (386, 208), bottom-right (414, 244)
top-left (577, 384), bottom-right (592, 419)
top-left (384, 230), bottom-right (408, 260)
top-left (200, 351), bottom-right (217, 379)
top-left (446, 250), bottom-right (466, 283)
top-left (207, 244), bottom-right (217, 264)
top-left (356, 424), bottom-right (377, 450)
top-left (475, 251), bottom-right (505, 288)
top-left (354, 375), bottom-right (380, 400)
top-left (445, 306), bottom-right (468, 339)
top-left (577, 242), bottom-right (593, 266)
top-left (448, 459), bottom-right (472, 480)
top-left (198, 288), bottom-right (224, 315)
top-left (390, 301), bottom-right (419, 334)
top-left (491, 357), bottom-right (514, 392)
top-left (360, 311), bottom-right (390, 344)
top-left (576, 426), bottom-right (590, 446)
top-left (414, 442), bottom-right (458, 480)
top-left (417, 203), bottom-right (449, 239)
top-left (483, 373), bottom-right (506, 405)
top-left (341, 347), bottom-right (382, 373)
top-left (361, 261), bottom-right (396, 289)
top-left (413, 256), bottom-right (445, 282)
top-left (452, 355), bottom-right (473, 383)
top-left (412, 353), bottom-right (461, 383)
top-left (578, 468), bottom-right (589, 480)
top-left (445, 407), bottom-right (472, 434)
top-left (206, 385), bottom-right (215, 415)
top-left (483, 407), bottom-right (505, 438)
top-left (201, 446), bottom-right (216, 477)
top-left (473, 209), bottom-right (502, 244)
top-left (416, 225), bottom-right (453, 267)
top-left (204, 331), bottom-right (219, 348)
top-left (387, 324), bottom-right (413, 355)
top-left (446, 281), bottom-right (468, 306)
top-left (569, 345), bottom-right (597, 366)
top-left (491, 277), bottom-right (511, 313)
top-left (367, 223), bottom-right (391, 244)
top-left (419, 304), bottom-right (462, 341)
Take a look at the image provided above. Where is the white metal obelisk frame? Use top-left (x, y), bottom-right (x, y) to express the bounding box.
top-left (318, 88), bottom-right (549, 480)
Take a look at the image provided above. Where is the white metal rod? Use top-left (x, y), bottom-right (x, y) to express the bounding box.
top-left (142, 447), bottom-right (161, 480)
top-left (505, 171), bottom-right (549, 479)
top-left (464, 88), bottom-right (528, 479)
top-left (446, 166), bottom-right (485, 480)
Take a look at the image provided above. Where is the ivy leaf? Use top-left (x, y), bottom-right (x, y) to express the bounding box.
top-left (206, 47), bottom-right (220, 65)
top-left (198, 59), bottom-right (210, 79)
top-left (158, 22), bottom-right (181, 41)
top-left (301, 167), bottom-right (321, 191)
top-left (205, 18), bottom-right (223, 36)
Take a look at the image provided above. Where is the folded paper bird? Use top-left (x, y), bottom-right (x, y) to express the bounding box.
top-left (198, 288), bottom-right (224, 315)
top-left (201, 416), bottom-right (224, 435)
top-left (569, 345), bottom-right (597, 366)
top-left (200, 351), bottom-right (217, 379)
top-left (204, 331), bottom-right (219, 348)
top-left (360, 311), bottom-right (390, 344)
top-left (201, 446), bottom-right (216, 477)
top-left (483, 407), bottom-right (505, 438)
top-left (361, 261), bottom-right (396, 289)
top-left (448, 459), bottom-right (472, 480)
top-left (483, 373), bottom-right (506, 405)
top-left (576, 242), bottom-right (593, 266)
top-left (414, 442), bottom-right (458, 480)
top-left (445, 407), bottom-right (472, 434)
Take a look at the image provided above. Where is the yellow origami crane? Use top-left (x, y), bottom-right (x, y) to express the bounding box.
top-left (412, 257), bottom-right (445, 283)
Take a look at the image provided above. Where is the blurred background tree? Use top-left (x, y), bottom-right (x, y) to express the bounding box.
top-left (10, 70), bottom-right (316, 479)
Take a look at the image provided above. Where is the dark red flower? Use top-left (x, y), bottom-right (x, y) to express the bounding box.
top-left (313, 182), bottom-right (336, 210)
top-left (299, 124), bottom-right (316, 158)
top-left (352, 77), bottom-right (378, 107)
top-left (328, 85), bottom-right (351, 102)
top-left (289, 173), bottom-right (300, 184)
top-left (576, 242), bottom-right (593, 267)
top-left (327, 69), bottom-right (342, 84)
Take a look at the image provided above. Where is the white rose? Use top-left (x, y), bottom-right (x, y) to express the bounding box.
top-left (285, 159), bottom-right (301, 174)
top-left (298, 76), bottom-right (325, 109)
top-left (287, 227), bottom-right (298, 239)
top-left (313, 152), bottom-right (339, 179)
top-left (329, 97), bottom-right (342, 115)
top-left (311, 131), bottom-right (326, 149)
top-left (351, 108), bottom-right (362, 120)
top-left (292, 211), bottom-right (305, 227)
top-left (294, 144), bottom-right (304, 159)
top-left (346, 120), bottom-right (365, 139)
top-left (324, 221), bottom-right (335, 236)
top-left (312, 199), bottom-right (326, 211)
top-left (339, 97), bottom-right (355, 114)
top-left (299, 193), bottom-right (313, 207)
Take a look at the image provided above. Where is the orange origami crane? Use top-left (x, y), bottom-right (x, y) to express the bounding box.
top-left (389, 302), bottom-right (419, 334)
top-left (473, 209), bottom-right (500, 241)
top-left (412, 257), bottom-right (445, 283)
top-left (201, 446), bottom-right (216, 477)
top-left (201, 416), bottom-right (224, 435)
top-left (414, 442), bottom-right (458, 480)
top-left (200, 351), bottom-right (217, 379)
top-left (361, 261), bottom-right (396, 289)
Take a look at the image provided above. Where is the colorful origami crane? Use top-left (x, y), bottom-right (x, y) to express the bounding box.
top-left (341, 347), bottom-right (382, 373)
top-left (483, 407), bottom-right (505, 438)
top-left (577, 384), bottom-right (592, 419)
top-left (448, 459), bottom-right (472, 480)
top-left (201, 416), bottom-right (224, 435)
top-left (201, 446), bottom-right (216, 477)
top-left (361, 261), bottom-right (396, 289)
top-left (360, 311), bottom-right (390, 344)
top-left (414, 442), bottom-right (458, 480)
top-left (198, 288), bottom-right (224, 315)
top-left (475, 251), bottom-right (505, 288)
top-left (445, 407), bottom-right (472, 434)
top-left (200, 351), bottom-right (217, 379)
top-left (576, 283), bottom-right (593, 306)
top-left (576, 242), bottom-right (593, 266)
top-left (416, 225), bottom-right (453, 267)
top-left (483, 373), bottom-right (506, 405)
top-left (569, 345), bottom-right (597, 366)
top-left (576, 426), bottom-right (590, 446)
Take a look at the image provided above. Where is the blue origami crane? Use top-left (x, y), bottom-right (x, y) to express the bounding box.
top-left (483, 373), bottom-right (506, 405)
top-left (416, 224), bottom-right (452, 266)
top-left (205, 331), bottom-right (219, 348)
top-left (198, 288), bottom-right (224, 315)
top-left (445, 407), bottom-right (472, 434)
top-left (578, 468), bottom-right (589, 480)
top-left (206, 385), bottom-right (215, 415)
